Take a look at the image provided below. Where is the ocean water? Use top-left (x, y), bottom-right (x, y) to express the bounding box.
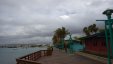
top-left (0, 47), bottom-right (47, 64)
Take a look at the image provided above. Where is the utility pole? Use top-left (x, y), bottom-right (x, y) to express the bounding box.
top-left (96, 9), bottom-right (113, 64)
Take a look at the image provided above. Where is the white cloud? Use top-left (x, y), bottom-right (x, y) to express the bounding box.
top-left (59, 15), bottom-right (70, 20)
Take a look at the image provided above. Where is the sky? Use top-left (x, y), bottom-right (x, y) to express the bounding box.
top-left (0, 0), bottom-right (113, 44)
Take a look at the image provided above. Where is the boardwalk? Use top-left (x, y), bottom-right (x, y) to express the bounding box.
top-left (37, 49), bottom-right (104, 64)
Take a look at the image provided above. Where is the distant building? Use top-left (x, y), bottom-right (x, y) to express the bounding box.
top-left (82, 32), bottom-right (111, 56)
top-left (64, 40), bottom-right (84, 52)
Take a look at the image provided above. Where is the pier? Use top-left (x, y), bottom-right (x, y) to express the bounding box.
top-left (16, 48), bottom-right (105, 64)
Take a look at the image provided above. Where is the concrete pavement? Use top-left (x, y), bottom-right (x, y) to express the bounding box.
top-left (37, 48), bottom-right (104, 64)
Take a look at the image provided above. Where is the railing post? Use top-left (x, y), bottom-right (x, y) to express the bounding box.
top-left (16, 50), bottom-right (53, 64)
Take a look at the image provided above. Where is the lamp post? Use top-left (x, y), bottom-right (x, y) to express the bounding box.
top-left (96, 9), bottom-right (113, 64)
top-left (103, 9), bottom-right (113, 58)
top-left (68, 34), bottom-right (73, 53)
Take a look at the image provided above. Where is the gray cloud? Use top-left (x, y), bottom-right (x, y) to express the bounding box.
top-left (0, 0), bottom-right (113, 44)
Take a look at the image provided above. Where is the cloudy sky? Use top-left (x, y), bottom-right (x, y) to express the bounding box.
top-left (0, 0), bottom-right (113, 44)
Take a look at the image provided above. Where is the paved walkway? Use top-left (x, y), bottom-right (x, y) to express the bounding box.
top-left (37, 49), bottom-right (104, 64)
top-left (76, 52), bottom-right (113, 64)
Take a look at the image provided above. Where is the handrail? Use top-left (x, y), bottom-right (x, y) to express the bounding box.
top-left (16, 50), bottom-right (53, 64)
top-left (20, 51), bottom-right (41, 61)
top-left (16, 59), bottom-right (41, 64)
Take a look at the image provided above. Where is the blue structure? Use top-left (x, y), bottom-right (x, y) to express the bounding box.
top-left (71, 42), bottom-right (84, 52)
top-left (66, 34), bottom-right (84, 53)
top-left (54, 34), bottom-right (84, 53)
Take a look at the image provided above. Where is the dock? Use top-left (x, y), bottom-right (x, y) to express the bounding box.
top-left (16, 48), bottom-right (104, 64)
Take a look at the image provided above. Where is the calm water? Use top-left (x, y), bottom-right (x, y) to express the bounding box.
top-left (0, 47), bottom-right (47, 64)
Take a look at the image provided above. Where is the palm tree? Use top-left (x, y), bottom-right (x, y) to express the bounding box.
top-left (52, 35), bottom-right (58, 45)
top-left (55, 28), bottom-right (62, 42)
top-left (83, 27), bottom-right (87, 33)
top-left (88, 25), bottom-right (93, 34)
top-left (92, 24), bottom-right (98, 33)
top-left (83, 27), bottom-right (90, 36)
top-left (52, 27), bottom-right (69, 45)
top-left (61, 27), bottom-right (69, 39)
top-left (83, 24), bottom-right (99, 36)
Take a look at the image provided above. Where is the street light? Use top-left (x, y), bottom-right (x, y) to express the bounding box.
top-left (96, 9), bottom-right (113, 64)
top-left (103, 9), bottom-right (113, 16)
top-left (103, 9), bottom-right (113, 57)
